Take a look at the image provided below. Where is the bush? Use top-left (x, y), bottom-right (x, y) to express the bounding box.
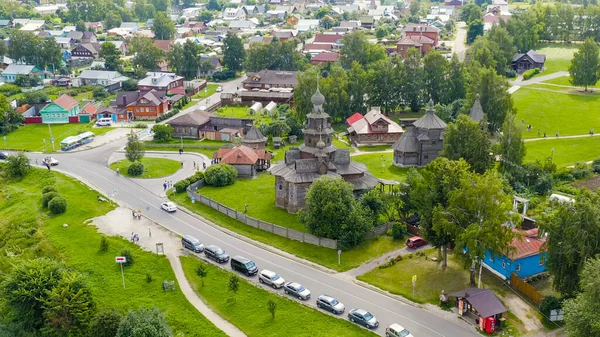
top-left (505, 69), bottom-right (517, 78)
top-left (146, 273), bottom-right (153, 283)
top-left (523, 67), bottom-right (540, 80)
top-left (572, 162), bottom-right (592, 180)
top-left (99, 236), bottom-right (110, 252)
top-left (151, 124), bottom-right (174, 143)
top-left (592, 158), bottom-right (600, 173)
top-left (6, 153), bottom-right (31, 179)
top-left (120, 249), bottom-right (134, 267)
top-left (42, 192), bottom-right (59, 208)
top-left (204, 164), bottom-right (237, 187)
top-left (174, 180), bottom-right (188, 193)
top-left (211, 70), bottom-right (236, 82)
top-left (188, 171), bottom-right (204, 184)
top-left (48, 196), bottom-right (67, 214)
top-left (92, 86), bottom-right (108, 99)
top-left (539, 295), bottom-right (563, 326)
top-left (42, 186), bottom-right (57, 194)
top-left (133, 123), bottom-right (148, 129)
top-left (155, 108), bottom-right (180, 122)
top-left (391, 222), bottom-right (407, 240)
top-left (127, 162), bottom-right (144, 176)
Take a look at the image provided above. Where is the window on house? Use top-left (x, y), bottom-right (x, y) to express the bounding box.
top-left (502, 261), bottom-right (506, 269)
top-left (136, 108), bottom-right (140, 112)
top-left (516, 264), bottom-right (521, 272)
top-left (278, 185), bottom-right (282, 191)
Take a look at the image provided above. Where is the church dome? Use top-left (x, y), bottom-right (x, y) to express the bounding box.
top-left (316, 139), bottom-right (326, 149)
top-left (311, 87), bottom-right (325, 106)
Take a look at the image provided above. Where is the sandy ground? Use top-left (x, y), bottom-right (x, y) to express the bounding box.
top-left (89, 207), bottom-right (246, 337)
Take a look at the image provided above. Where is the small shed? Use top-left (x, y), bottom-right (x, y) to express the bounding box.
top-left (264, 101), bottom-right (277, 113)
top-left (549, 193), bottom-right (575, 204)
top-left (249, 102), bottom-right (263, 114)
top-left (448, 288), bottom-right (507, 335)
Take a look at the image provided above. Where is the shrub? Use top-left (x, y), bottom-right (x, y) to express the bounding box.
top-left (42, 186), bottom-right (57, 194)
top-left (99, 236), bottom-right (110, 252)
top-left (391, 222), bottom-right (407, 240)
top-left (133, 123), bottom-right (148, 129)
top-left (592, 158), bottom-right (600, 173)
top-left (572, 162), bottom-right (592, 180)
top-left (146, 273), bottom-right (153, 283)
top-left (154, 108), bottom-right (180, 122)
top-left (127, 162), bottom-right (144, 176)
top-left (42, 192), bottom-right (59, 208)
top-left (539, 296), bottom-right (563, 326)
top-left (48, 196), bottom-right (67, 214)
top-left (92, 86), bottom-right (108, 99)
top-left (204, 164), bottom-right (237, 187)
top-left (174, 180), bottom-right (188, 193)
top-left (211, 70), bottom-right (236, 82)
top-left (6, 153), bottom-right (31, 179)
top-left (120, 249), bottom-right (134, 267)
top-left (523, 67), bottom-right (541, 80)
top-left (505, 69), bottom-right (516, 78)
top-left (151, 124), bottom-right (174, 143)
top-left (188, 171), bottom-right (204, 184)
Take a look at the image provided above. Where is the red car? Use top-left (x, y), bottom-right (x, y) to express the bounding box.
top-left (406, 236), bottom-right (427, 248)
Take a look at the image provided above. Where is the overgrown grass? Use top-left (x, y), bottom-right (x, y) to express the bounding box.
top-left (0, 168), bottom-right (224, 336)
top-left (192, 84), bottom-right (219, 99)
top-left (514, 87), bottom-right (600, 138)
top-left (180, 256), bottom-right (376, 337)
top-left (525, 136), bottom-right (600, 167)
top-left (170, 193), bottom-right (401, 272)
top-left (351, 153), bottom-right (409, 181)
top-left (109, 157), bottom-right (181, 178)
top-left (1, 123), bottom-right (114, 152)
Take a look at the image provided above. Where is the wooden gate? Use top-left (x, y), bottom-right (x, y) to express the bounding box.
top-left (510, 273), bottom-right (543, 305)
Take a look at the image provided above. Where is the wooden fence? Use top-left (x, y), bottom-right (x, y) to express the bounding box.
top-left (510, 273), bottom-right (544, 305)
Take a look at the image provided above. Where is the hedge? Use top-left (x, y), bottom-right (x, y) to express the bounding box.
top-left (523, 68), bottom-right (540, 80)
top-left (155, 108), bottom-right (181, 123)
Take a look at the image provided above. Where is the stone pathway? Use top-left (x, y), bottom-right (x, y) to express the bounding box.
top-left (89, 207), bottom-right (246, 337)
top-left (341, 244), bottom-right (431, 277)
top-left (508, 71), bottom-right (570, 94)
top-left (524, 133), bottom-right (600, 142)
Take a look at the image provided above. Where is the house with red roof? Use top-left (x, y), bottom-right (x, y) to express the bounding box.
top-left (346, 108), bottom-right (404, 146)
top-left (397, 35), bottom-right (436, 57)
top-left (40, 94), bottom-right (81, 124)
top-left (483, 228), bottom-right (547, 280)
top-left (311, 33), bottom-right (344, 49)
top-left (213, 145), bottom-right (272, 177)
top-left (310, 52), bottom-right (340, 65)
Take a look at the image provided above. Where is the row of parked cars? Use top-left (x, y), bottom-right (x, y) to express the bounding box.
top-left (181, 235), bottom-right (415, 336)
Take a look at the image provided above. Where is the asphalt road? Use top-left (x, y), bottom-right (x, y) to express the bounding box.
top-left (25, 142), bottom-right (479, 337)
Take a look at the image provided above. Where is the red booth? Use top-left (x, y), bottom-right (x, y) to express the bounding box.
top-left (449, 288), bottom-right (507, 335)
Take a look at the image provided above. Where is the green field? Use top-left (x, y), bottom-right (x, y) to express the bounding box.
top-left (180, 257), bottom-right (377, 337)
top-left (351, 153), bottom-right (409, 181)
top-left (214, 106), bottom-right (270, 124)
top-left (198, 174), bottom-right (304, 231)
top-left (537, 44), bottom-right (579, 75)
top-left (0, 169), bottom-right (223, 336)
top-left (525, 136), bottom-right (600, 167)
top-left (1, 123), bottom-right (114, 152)
top-left (542, 76), bottom-right (598, 88)
top-left (514, 87), bottom-right (600, 138)
top-left (170, 192), bottom-right (401, 271)
top-left (193, 84), bottom-right (219, 99)
top-left (109, 157), bottom-right (181, 178)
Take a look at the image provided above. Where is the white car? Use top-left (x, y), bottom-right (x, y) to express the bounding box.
top-left (386, 323), bottom-right (414, 337)
top-left (283, 282), bottom-right (311, 300)
top-left (259, 269), bottom-right (285, 289)
top-left (216, 86), bottom-right (223, 92)
top-left (161, 202), bottom-right (177, 212)
top-left (43, 157), bottom-right (59, 166)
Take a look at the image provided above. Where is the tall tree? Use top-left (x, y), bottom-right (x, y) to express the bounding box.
top-left (406, 158), bottom-right (471, 267)
top-left (470, 67), bottom-right (515, 133)
top-left (434, 171), bottom-right (519, 286)
top-left (167, 43), bottom-right (185, 75)
top-left (441, 114), bottom-right (492, 174)
top-left (564, 257), bottom-right (600, 337)
top-left (468, 36), bottom-right (499, 72)
top-left (152, 12), bottom-right (175, 40)
top-left (347, 61), bottom-right (368, 114)
top-left (181, 40), bottom-right (203, 79)
top-left (487, 25), bottom-right (517, 74)
top-left (244, 39), bottom-right (304, 71)
top-left (104, 11), bottom-right (123, 30)
top-left (293, 67), bottom-right (318, 122)
top-left (222, 32), bottom-right (245, 72)
top-left (460, 3), bottom-right (482, 23)
top-left (149, 0), bottom-right (169, 11)
top-left (125, 131), bottom-right (145, 162)
top-left (423, 50), bottom-right (449, 104)
top-left (133, 0), bottom-right (155, 21)
top-left (467, 19), bottom-right (484, 44)
top-left (340, 31), bottom-right (385, 68)
top-left (505, 10), bottom-right (539, 52)
top-left (569, 38), bottom-right (600, 92)
top-left (130, 37), bottom-right (164, 71)
top-left (447, 54), bottom-right (467, 103)
top-left (498, 113), bottom-right (526, 184)
top-left (99, 42), bottom-right (122, 72)
top-left (321, 63), bottom-right (350, 120)
top-left (7, 30), bottom-right (40, 65)
top-left (539, 191), bottom-right (600, 297)
top-left (67, 0), bottom-right (107, 22)
top-left (400, 48), bottom-right (423, 112)
top-left (368, 57), bottom-right (400, 113)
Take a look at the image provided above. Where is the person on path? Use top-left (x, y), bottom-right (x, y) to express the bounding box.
top-left (35, 158), bottom-right (38, 165)
top-left (179, 148), bottom-right (183, 155)
top-left (556, 131), bottom-right (559, 137)
top-left (46, 162), bottom-right (51, 171)
top-left (193, 161), bottom-right (196, 168)
top-left (132, 210), bottom-right (136, 219)
top-left (163, 182), bottom-right (167, 191)
top-left (149, 228), bottom-right (152, 238)
top-left (131, 232), bottom-right (135, 242)
top-left (203, 162), bottom-right (206, 169)
top-left (181, 161), bottom-right (184, 168)
top-left (135, 235), bottom-right (140, 244)
top-left (544, 132), bottom-right (547, 138)
top-left (137, 210), bottom-right (142, 219)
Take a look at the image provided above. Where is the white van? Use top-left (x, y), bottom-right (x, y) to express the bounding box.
top-left (96, 118), bottom-right (112, 126)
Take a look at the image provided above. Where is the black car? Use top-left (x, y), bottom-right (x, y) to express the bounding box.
top-left (316, 295), bottom-right (345, 314)
top-left (204, 245), bottom-right (230, 263)
top-left (0, 152), bottom-right (8, 160)
top-left (230, 256), bottom-right (258, 276)
top-left (348, 309), bottom-right (379, 329)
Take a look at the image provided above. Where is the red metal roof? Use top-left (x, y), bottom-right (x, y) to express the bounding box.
top-left (311, 52), bottom-right (340, 63)
top-left (54, 94), bottom-right (79, 111)
top-left (346, 112), bottom-right (364, 126)
top-left (509, 228), bottom-right (545, 260)
top-left (313, 33), bottom-right (344, 43)
top-left (168, 86), bottom-right (186, 95)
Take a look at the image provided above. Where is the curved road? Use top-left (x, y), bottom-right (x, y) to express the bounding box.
top-left (25, 140), bottom-right (479, 337)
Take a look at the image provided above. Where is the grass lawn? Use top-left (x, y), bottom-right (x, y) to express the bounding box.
top-left (537, 44), bottom-right (579, 75)
top-left (193, 84), bottom-right (219, 99)
top-left (198, 174), bottom-right (304, 231)
top-left (109, 157), bottom-right (181, 178)
top-left (0, 169), bottom-right (224, 336)
top-left (356, 145), bottom-right (393, 152)
top-left (1, 123), bottom-right (114, 152)
top-left (332, 137), bottom-right (353, 151)
top-left (266, 143), bottom-right (293, 162)
top-left (525, 136), bottom-right (600, 167)
top-left (214, 106), bottom-right (270, 124)
top-left (180, 257), bottom-right (376, 337)
top-left (351, 153), bottom-right (409, 181)
top-left (542, 76), bottom-right (598, 88)
top-left (513, 87), bottom-right (600, 138)
top-left (171, 192), bottom-right (401, 271)
top-left (145, 146), bottom-right (217, 158)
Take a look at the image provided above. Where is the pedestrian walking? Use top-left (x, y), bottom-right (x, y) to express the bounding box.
top-left (193, 161), bottom-right (196, 168)
top-left (35, 158), bottom-right (38, 165)
top-left (181, 161), bottom-right (184, 168)
top-left (137, 210), bottom-right (142, 220)
top-left (556, 131), bottom-right (559, 138)
top-left (132, 210), bottom-right (136, 219)
top-left (203, 162), bottom-right (206, 169)
top-left (131, 232), bottom-right (135, 242)
top-left (46, 163), bottom-right (51, 171)
top-left (179, 148), bottom-right (183, 155)
top-left (149, 228), bottom-right (152, 238)
top-left (544, 132), bottom-right (547, 138)
top-left (163, 182), bottom-right (167, 191)
top-left (135, 235), bottom-right (140, 244)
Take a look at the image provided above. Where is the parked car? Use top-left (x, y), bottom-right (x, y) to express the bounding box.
top-left (181, 235), bottom-right (204, 253)
top-left (348, 309), bottom-right (379, 329)
top-left (230, 255), bottom-right (258, 276)
top-left (316, 295), bottom-right (345, 314)
top-left (0, 152), bottom-right (8, 160)
top-left (216, 86), bottom-right (223, 92)
top-left (161, 202), bottom-right (177, 212)
top-left (283, 282), bottom-right (311, 300)
top-left (204, 245), bottom-right (230, 263)
top-left (96, 117), bottom-right (112, 126)
top-left (258, 269), bottom-right (285, 289)
top-left (406, 236), bottom-right (427, 249)
top-left (43, 157), bottom-right (59, 166)
top-left (386, 323), bottom-right (413, 337)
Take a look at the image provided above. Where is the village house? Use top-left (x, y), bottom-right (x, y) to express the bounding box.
top-left (242, 70), bottom-right (298, 90)
top-left (312, 33), bottom-right (345, 49)
top-left (153, 40), bottom-right (173, 53)
top-left (138, 72), bottom-right (185, 95)
top-left (402, 24), bottom-right (440, 45)
top-left (70, 43), bottom-right (102, 59)
top-left (346, 108), bottom-right (404, 146)
top-left (97, 90), bottom-right (169, 121)
top-left (1, 64), bottom-right (44, 83)
top-left (75, 70), bottom-right (130, 91)
top-left (213, 145), bottom-right (271, 177)
top-left (199, 56), bottom-right (222, 77)
top-left (310, 52), bottom-right (340, 65)
top-left (40, 94), bottom-right (80, 124)
top-left (168, 109), bottom-right (254, 141)
top-left (397, 35), bottom-right (436, 57)
top-left (223, 7), bottom-right (247, 20)
top-left (511, 50), bottom-right (546, 73)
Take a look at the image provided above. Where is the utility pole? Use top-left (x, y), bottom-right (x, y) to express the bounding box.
top-left (48, 123), bottom-right (55, 151)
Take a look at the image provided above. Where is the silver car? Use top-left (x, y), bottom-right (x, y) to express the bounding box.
top-left (316, 295), bottom-right (345, 314)
top-left (258, 269), bottom-right (285, 289)
top-left (283, 282), bottom-right (311, 300)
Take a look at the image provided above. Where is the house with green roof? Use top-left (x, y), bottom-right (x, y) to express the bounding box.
top-left (40, 94), bottom-right (81, 124)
